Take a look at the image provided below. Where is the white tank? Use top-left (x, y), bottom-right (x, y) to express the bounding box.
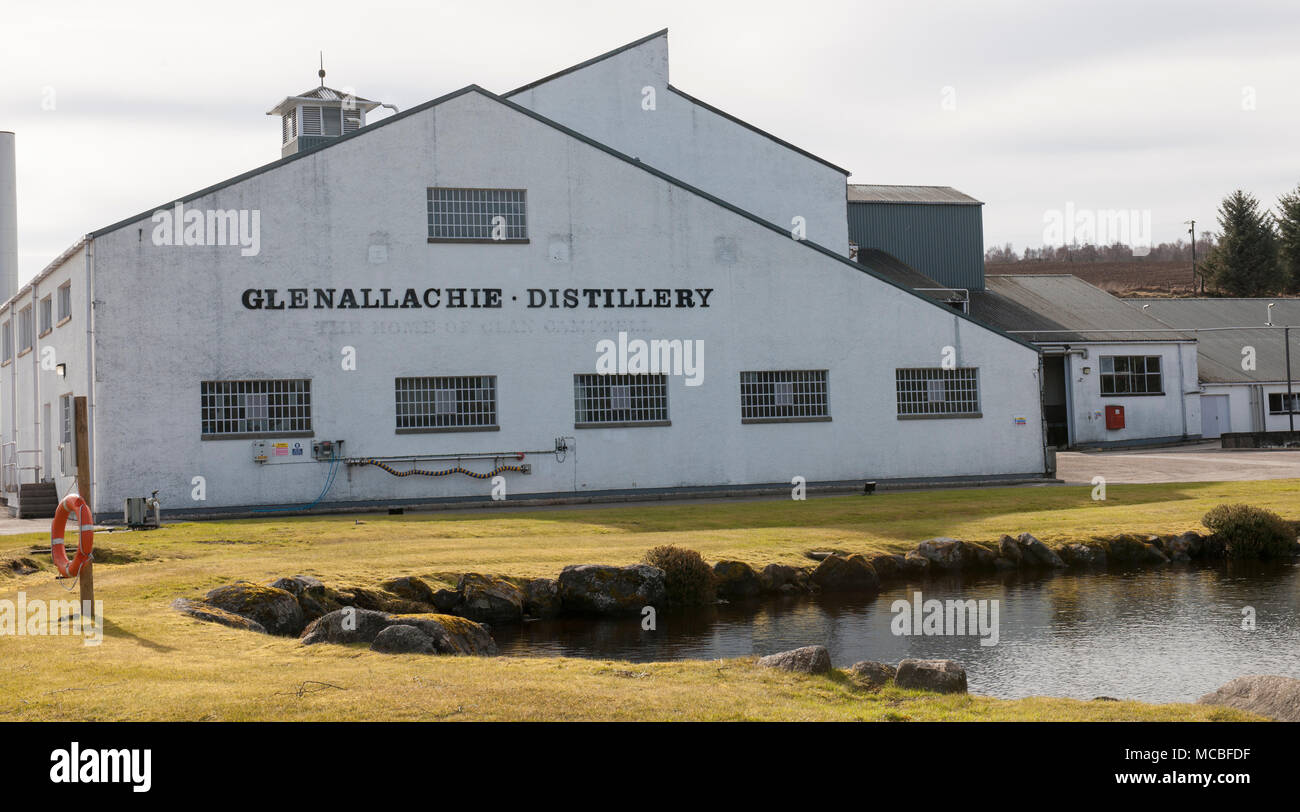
top-left (0, 132), bottom-right (17, 304)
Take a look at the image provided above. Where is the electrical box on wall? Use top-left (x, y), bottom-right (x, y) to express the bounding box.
top-left (1105, 405), bottom-right (1125, 430)
top-left (312, 440), bottom-right (344, 461)
top-left (251, 440), bottom-right (267, 463)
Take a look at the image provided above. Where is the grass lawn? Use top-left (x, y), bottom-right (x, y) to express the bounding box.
top-left (1, 479), bottom-right (1290, 722)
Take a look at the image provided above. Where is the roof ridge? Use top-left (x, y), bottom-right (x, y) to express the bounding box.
top-left (504, 29), bottom-right (668, 97)
top-left (79, 83), bottom-right (1038, 353)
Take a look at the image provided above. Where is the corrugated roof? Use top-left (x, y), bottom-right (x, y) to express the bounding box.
top-left (1125, 298), bottom-right (1300, 383)
top-left (971, 275), bottom-right (1191, 342)
top-left (266, 85), bottom-right (381, 116)
top-left (847, 184), bottom-right (982, 205)
top-left (856, 249), bottom-right (955, 301)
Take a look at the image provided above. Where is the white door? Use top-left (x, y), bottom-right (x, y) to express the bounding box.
top-left (1201, 394), bottom-right (1230, 439)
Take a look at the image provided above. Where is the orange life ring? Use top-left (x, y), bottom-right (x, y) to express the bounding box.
top-left (51, 493), bottom-right (94, 578)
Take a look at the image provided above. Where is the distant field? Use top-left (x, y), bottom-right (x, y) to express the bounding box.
top-left (986, 260), bottom-right (1197, 295)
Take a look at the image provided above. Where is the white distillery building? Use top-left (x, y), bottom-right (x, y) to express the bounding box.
top-left (0, 31), bottom-right (1049, 518)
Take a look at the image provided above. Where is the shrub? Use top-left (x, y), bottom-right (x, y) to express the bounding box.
top-left (643, 545), bottom-right (716, 607)
top-left (1201, 504), bottom-right (1297, 559)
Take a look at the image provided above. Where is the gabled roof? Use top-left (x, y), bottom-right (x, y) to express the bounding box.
top-left (1126, 298), bottom-right (1300, 383)
top-left (504, 29), bottom-right (851, 175)
top-left (848, 184), bottom-right (982, 205)
top-left (81, 84), bottom-right (1039, 352)
top-left (971, 275), bottom-right (1191, 343)
top-left (267, 85), bottom-right (381, 116)
top-left (857, 249), bottom-right (949, 296)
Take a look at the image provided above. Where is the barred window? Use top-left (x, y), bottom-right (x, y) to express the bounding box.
top-left (395, 376), bottom-right (498, 432)
top-left (201, 379), bottom-right (312, 438)
top-left (427, 188), bottom-right (528, 242)
top-left (574, 374), bottom-right (669, 427)
top-left (740, 370), bottom-right (830, 422)
top-left (1100, 355), bottom-right (1163, 395)
top-left (57, 283), bottom-right (72, 323)
top-left (896, 368), bottom-right (981, 418)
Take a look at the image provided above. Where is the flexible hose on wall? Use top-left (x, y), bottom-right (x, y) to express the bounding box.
top-left (353, 458), bottom-right (528, 480)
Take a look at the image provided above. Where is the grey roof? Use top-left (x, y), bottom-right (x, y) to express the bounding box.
top-left (1124, 298), bottom-right (1300, 383)
top-left (970, 275), bottom-right (1192, 343)
top-left (856, 250), bottom-right (956, 300)
top-left (847, 185), bottom-right (982, 205)
top-left (267, 85), bottom-right (381, 116)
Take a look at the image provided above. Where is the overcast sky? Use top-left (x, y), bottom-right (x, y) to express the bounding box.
top-left (3, 0), bottom-right (1298, 280)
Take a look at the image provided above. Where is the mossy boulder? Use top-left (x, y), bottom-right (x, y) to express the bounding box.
top-left (809, 554), bottom-right (879, 593)
top-left (2, 557), bottom-right (40, 576)
top-left (455, 573), bottom-right (525, 624)
top-left (757, 645), bottom-right (832, 675)
top-left (867, 554), bottom-right (906, 582)
top-left (757, 563), bottom-right (804, 593)
top-left (1016, 533), bottom-right (1065, 568)
top-left (380, 576), bottom-right (437, 606)
top-left (204, 582), bottom-right (304, 636)
top-left (914, 538), bottom-right (997, 571)
top-left (557, 564), bottom-right (666, 615)
top-left (896, 659), bottom-right (968, 694)
top-left (1059, 543), bottom-right (1107, 568)
top-left (523, 578), bottom-right (560, 618)
top-left (337, 585), bottom-right (433, 615)
top-left (713, 560), bottom-right (761, 600)
top-left (901, 551), bottom-right (930, 576)
top-left (847, 660), bottom-right (896, 687)
top-left (300, 608), bottom-right (497, 655)
top-left (371, 624), bottom-right (436, 655)
top-left (171, 597), bottom-right (267, 634)
top-left (1098, 534), bottom-right (1169, 565)
top-left (268, 574), bottom-right (343, 621)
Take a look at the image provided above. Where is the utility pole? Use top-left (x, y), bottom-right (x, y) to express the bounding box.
top-left (1185, 219), bottom-right (1197, 292)
top-left (1288, 327), bottom-right (1295, 433)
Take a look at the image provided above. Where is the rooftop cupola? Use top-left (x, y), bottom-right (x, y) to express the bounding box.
top-left (267, 60), bottom-right (382, 157)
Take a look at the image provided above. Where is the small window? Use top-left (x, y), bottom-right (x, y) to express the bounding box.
top-left (896, 368), bottom-right (981, 418)
top-left (323, 107), bottom-right (341, 137)
top-left (1267, 393), bottom-right (1300, 415)
top-left (1100, 355), bottom-right (1163, 395)
top-left (201, 379), bottom-right (312, 438)
top-left (342, 107), bottom-right (362, 133)
top-left (60, 393), bottom-right (73, 445)
top-left (740, 370), bottom-right (830, 423)
top-left (1, 320), bottom-right (11, 362)
top-left (427, 187), bottom-right (528, 242)
top-left (395, 376), bottom-right (498, 432)
top-left (17, 306), bottom-right (32, 353)
top-left (39, 296), bottom-right (52, 335)
top-left (574, 374), bottom-right (669, 427)
top-left (57, 283), bottom-right (72, 323)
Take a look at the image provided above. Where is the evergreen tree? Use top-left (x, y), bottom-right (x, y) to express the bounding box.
top-left (1203, 190), bottom-right (1282, 296)
top-left (1277, 184), bottom-right (1300, 293)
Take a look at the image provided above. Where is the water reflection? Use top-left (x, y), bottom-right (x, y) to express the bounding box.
top-left (492, 562), bottom-right (1300, 702)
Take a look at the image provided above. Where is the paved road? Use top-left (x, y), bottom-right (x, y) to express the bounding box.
top-left (0, 516), bottom-right (51, 536)
top-left (1056, 440), bottom-right (1300, 484)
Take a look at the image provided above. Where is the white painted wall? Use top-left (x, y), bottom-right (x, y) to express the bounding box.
top-left (59, 89), bottom-right (1047, 514)
top-left (507, 32), bottom-right (852, 255)
top-left (0, 243), bottom-right (91, 502)
top-left (1064, 342), bottom-right (1200, 446)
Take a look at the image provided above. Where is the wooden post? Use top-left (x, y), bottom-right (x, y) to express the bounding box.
top-left (74, 396), bottom-right (93, 623)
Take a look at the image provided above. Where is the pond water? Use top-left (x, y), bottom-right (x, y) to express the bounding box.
top-left (492, 562), bottom-right (1300, 702)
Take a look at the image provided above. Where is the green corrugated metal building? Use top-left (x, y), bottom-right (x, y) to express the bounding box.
top-left (847, 184), bottom-right (985, 291)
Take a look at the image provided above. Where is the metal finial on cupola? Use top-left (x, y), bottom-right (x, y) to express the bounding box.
top-left (318, 52), bottom-right (326, 87)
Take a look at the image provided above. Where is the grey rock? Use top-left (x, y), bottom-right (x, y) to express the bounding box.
top-left (896, 659), bottom-right (968, 694)
top-left (557, 564), bottom-right (667, 615)
top-left (901, 551), bottom-right (931, 576)
top-left (757, 645), bottom-right (832, 675)
top-left (847, 660), bottom-right (896, 686)
top-left (523, 578), bottom-right (560, 618)
top-left (758, 563), bottom-right (803, 592)
top-left (380, 576), bottom-right (437, 606)
top-left (868, 554), bottom-right (906, 582)
top-left (997, 535), bottom-right (1022, 565)
top-left (713, 560), bottom-right (761, 600)
top-left (809, 554), bottom-right (880, 593)
top-left (204, 582), bottom-right (305, 636)
top-left (432, 588), bottom-right (462, 613)
top-left (171, 598), bottom-right (267, 634)
top-left (299, 607), bottom-right (394, 645)
top-left (456, 573), bottom-right (524, 624)
top-left (370, 624), bottom-right (435, 654)
top-left (1059, 542), bottom-right (1106, 568)
top-left (1016, 533), bottom-right (1065, 568)
top-left (1197, 675), bottom-right (1300, 721)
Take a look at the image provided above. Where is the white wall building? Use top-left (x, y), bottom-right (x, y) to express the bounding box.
top-left (0, 33), bottom-right (1049, 518)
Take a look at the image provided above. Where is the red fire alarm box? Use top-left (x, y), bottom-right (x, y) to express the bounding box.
top-left (1105, 405), bottom-right (1125, 430)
